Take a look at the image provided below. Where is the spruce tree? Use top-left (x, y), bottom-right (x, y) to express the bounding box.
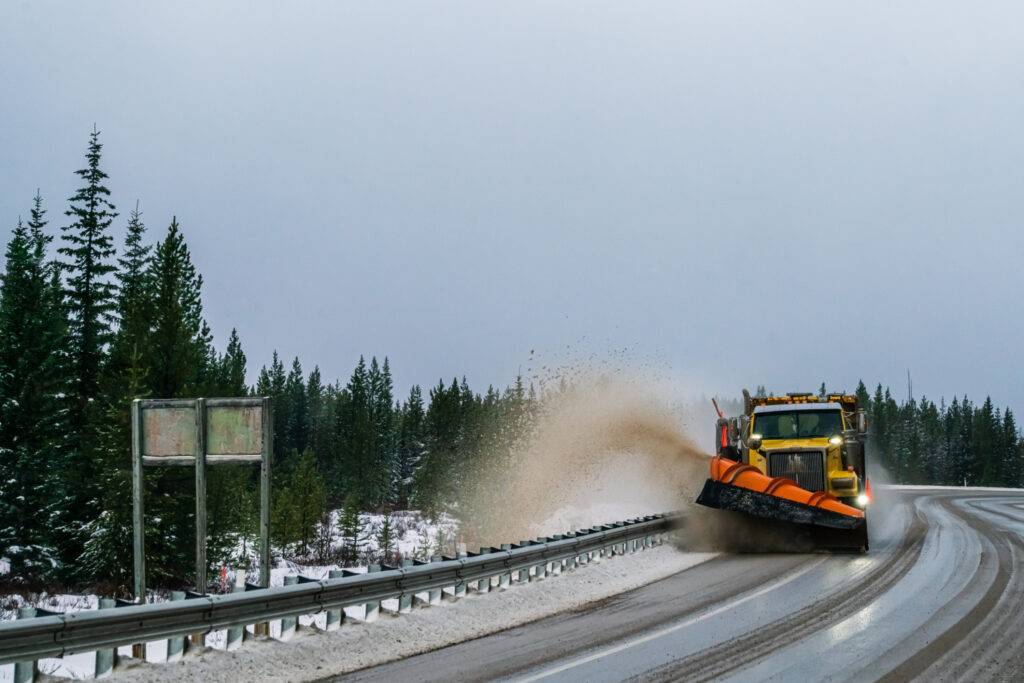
top-left (81, 202), bottom-right (157, 589)
top-left (284, 357), bottom-right (309, 464)
top-left (369, 357), bottom-right (396, 505)
top-left (144, 218), bottom-right (216, 582)
top-left (219, 328), bottom-right (248, 396)
top-left (0, 198), bottom-right (66, 575)
top-left (376, 512), bottom-right (395, 564)
top-left (307, 366), bottom-right (329, 471)
top-left (338, 494), bottom-right (363, 566)
top-left (60, 127), bottom-right (118, 411)
top-left (58, 129), bottom-right (120, 569)
top-left (339, 357), bottom-right (376, 504)
top-left (396, 385), bottom-right (426, 508)
top-left (147, 218), bottom-right (211, 398)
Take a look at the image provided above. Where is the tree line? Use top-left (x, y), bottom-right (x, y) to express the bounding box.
top-left (854, 382), bottom-right (1023, 488)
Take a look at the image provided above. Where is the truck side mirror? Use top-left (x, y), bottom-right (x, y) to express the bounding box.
top-left (747, 433), bottom-right (763, 451)
top-left (857, 411), bottom-right (868, 435)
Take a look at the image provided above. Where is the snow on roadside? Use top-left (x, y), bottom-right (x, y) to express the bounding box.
top-left (110, 545), bottom-right (715, 682)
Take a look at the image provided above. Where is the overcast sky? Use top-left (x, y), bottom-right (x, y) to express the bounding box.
top-left (2, 2), bottom-right (1023, 415)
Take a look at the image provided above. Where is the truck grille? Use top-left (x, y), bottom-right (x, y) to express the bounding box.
top-left (767, 451), bottom-right (826, 492)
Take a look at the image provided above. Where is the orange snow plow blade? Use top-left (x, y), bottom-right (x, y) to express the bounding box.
top-left (696, 456), bottom-right (868, 551)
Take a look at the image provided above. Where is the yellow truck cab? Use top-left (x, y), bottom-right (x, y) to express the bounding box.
top-left (719, 392), bottom-right (869, 510)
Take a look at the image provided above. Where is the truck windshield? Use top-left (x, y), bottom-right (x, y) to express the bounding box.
top-left (753, 410), bottom-right (843, 439)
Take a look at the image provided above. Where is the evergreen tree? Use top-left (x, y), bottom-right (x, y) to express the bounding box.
top-left (339, 357), bottom-right (376, 505)
top-left (306, 365), bottom-right (329, 471)
top-left (60, 127), bottom-right (118, 416)
top-left (220, 328), bottom-right (248, 395)
top-left (338, 494), bottom-right (363, 566)
top-left (147, 218), bottom-right (211, 398)
top-left (368, 357), bottom-right (396, 505)
top-left (973, 397), bottom-right (997, 485)
top-left (143, 218), bottom-right (216, 583)
top-left (376, 512), bottom-right (395, 564)
top-left (1001, 409), bottom-right (1020, 488)
top-left (284, 357), bottom-right (309, 463)
top-left (0, 197), bottom-right (66, 575)
top-left (396, 385), bottom-right (426, 508)
top-left (57, 129), bottom-right (120, 569)
top-left (271, 449), bottom-right (325, 556)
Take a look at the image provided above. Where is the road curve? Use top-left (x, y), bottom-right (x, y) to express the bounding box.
top-left (333, 487), bottom-right (1024, 682)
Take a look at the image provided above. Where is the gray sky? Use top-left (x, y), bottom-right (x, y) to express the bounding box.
top-left (2, 1), bottom-right (1023, 414)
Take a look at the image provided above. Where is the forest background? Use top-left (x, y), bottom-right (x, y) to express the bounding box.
top-left (2, 131), bottom-right (1021, 595)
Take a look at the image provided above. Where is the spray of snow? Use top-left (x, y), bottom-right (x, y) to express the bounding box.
top-left (462, 374), bottom-right (712, 545)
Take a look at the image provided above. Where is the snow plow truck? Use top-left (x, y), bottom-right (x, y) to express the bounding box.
top-left (696, 390), bottom-right (871, 552)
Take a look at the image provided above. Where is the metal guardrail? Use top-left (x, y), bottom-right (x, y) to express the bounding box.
top-left (0, 514), bottom-right (678, 670)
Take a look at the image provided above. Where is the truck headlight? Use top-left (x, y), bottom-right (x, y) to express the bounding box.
top-left (857, 494), bottom-right (869, 507)
top-left (829, 436), bottom-right (843, 445)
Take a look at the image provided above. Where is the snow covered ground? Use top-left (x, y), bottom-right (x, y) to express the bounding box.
top-left (0, 509), bottom-right (705, 681)
top-left (0, 510), bottom-right (457, 680)
top-left (106, 544), bottom-right (714, 682)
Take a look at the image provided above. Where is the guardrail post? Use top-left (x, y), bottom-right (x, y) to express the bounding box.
top-left (515, 541), bottom-right (531, 582)
top-left (279, 576), bottom-right (299, 640)
top-left (95, 599), bottom-right (117, 677)
top-left (499, 544), bottom-right (512, 588)
top-left (244, 582), bottom-right (270, 636)
top-left (185, 590), bottom-right (206, 647)
top-left (165, 591), bottom-right (187, 661)
top-left (365, 565), bottom-right (381, 621)
top-left (399, 560), bottom-right (414, 612)
top-left (325, 570), bottom-right (346, 630)
top-left (429, 556), bottom-right (443, 605)
top-left (454, 553), bottom-right (467, 598)
top-left (534, 537), bottom-right (548, 579)
top-left (550, 535), bottom-right (563, 573)
top-left (475, 548), bottom-right (491, 593)
top-left (225, 585), bottom-right (246, 650)
top-left (14, 608), bottom-right (39, 683)
top-left (565, 534), bottom-right (578, 570)
top-left (111, 598), bottom-right (147, 660)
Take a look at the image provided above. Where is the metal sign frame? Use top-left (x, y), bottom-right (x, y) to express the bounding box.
top-left (131, 397), bottom-right (273, 601)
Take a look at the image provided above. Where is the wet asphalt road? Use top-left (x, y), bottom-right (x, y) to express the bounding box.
top-left (339, 488), bottom-right (1024, 682)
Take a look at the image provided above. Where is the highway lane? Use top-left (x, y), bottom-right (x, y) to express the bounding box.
top-left (337, 488), bottom-right (1024, 682)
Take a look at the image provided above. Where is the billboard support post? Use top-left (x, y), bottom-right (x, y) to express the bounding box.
top-left (131, 397), bottom-right (271, 602)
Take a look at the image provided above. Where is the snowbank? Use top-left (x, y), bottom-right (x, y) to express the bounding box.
top-left (108, 545), bottom-right (714, 682)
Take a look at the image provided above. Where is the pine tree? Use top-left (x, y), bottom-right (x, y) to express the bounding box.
top-left (80, 202), bottom-right (158, 588)
top-left (376, 512), bottom-right (395, 564)
top-left (0, 196), bottom-right (66, 576)
top-left (284, 357), bottom-right (309, 463)
top-left (271, 448), bottom-right (325, 556)
top-left (306, 366), bottom-right (329, 470)
top-left (220, 328), bottom-right (248, 395)
top-left (396, 385), bottom-right (426, 508)
top-left (338, 494), bottom-right (363, 566)
top-left (1001, 409), bottom-right (1019, 487)
top-left (369, 357), bottom-right (396, 505)
top-left (973, 397), bottom-right (997, 485)
top-left (60, 127), bottom-right (118, 415)
top-left (412, 378), bottom-right (463, 516)
top-left (57, 129), bottom-right (120, 570)
top-left (339, 357), bottom-right (376, 505)
top-left (147, 218), bottom-right (211, 398)
top-left (143, 218), bottom-right (216, 583)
